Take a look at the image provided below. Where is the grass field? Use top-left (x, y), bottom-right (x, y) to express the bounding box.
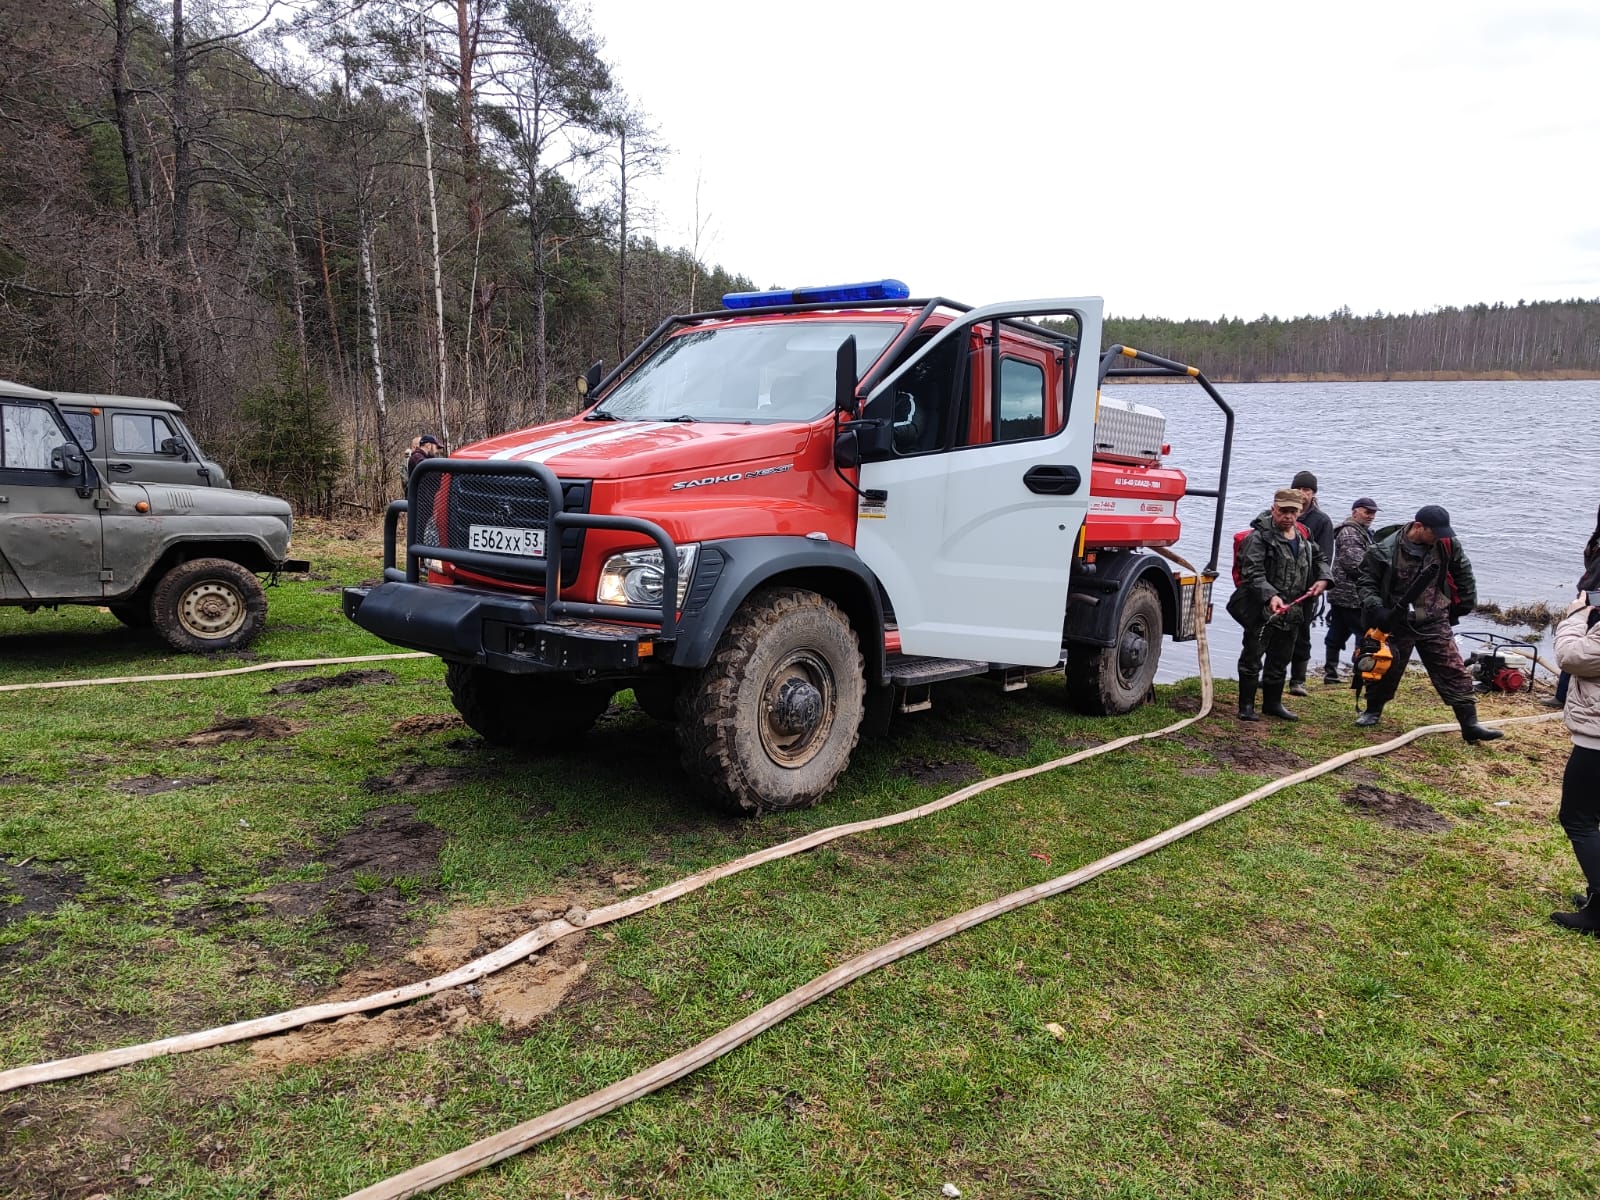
top-left (2, 519), bottom-right (1596, 1199)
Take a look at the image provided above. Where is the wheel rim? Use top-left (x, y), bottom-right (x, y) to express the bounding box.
top-left (1116, 614), bottom-right (1153, 687)
top-left (758, 648), bottom-right (836, 768)
top-left (177, 580), bottom-right (247, 640)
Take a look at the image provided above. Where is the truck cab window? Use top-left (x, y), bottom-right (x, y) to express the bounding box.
top-left (865, 332), bottom-right (965, 455)
top-left (996, 357), bottom-right (1046, 442)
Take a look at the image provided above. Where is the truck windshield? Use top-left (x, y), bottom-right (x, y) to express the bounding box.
top-left (592, 320), bottom-right (900, 423)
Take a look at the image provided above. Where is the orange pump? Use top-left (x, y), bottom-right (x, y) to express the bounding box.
top-left (1352, 628), bottom-right (1393, 699)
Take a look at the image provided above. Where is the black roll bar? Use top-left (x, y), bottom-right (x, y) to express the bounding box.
top-left (1098, 346), bottom-right (1235, 576)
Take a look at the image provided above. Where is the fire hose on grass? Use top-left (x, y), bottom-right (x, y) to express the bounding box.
top-left (0, 652), bottom-right (433, 694)
top-left (0, 552), bottom-right (1562, 1199)
top-left (0, 551), bottom-right (1220, 1093)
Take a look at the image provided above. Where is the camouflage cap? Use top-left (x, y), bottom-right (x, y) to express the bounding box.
top-left (1273, 489), bottom-right (1304, 511)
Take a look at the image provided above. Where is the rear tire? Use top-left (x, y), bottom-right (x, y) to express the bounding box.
top-left (1065, 579), bottom-right (1163, 716)
top-left (150, 558), bottom-right (267, 653)
top-left (677, 587), bottom-right (865, 815)
top-left (444, 663), bottom-right (614, 750)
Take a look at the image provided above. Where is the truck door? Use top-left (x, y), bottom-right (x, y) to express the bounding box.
top-left (0, 398), bottom-right (104, 600)
top-left (853, 298), bottom-right (1102, 667)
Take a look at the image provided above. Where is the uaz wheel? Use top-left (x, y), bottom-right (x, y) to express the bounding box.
top-left (1065, 579), bottom-right (1163, 715)
top-left (677, 587), bottom-right (865, 815)
top-left (444, 663), bottom-right (614, 749)
top-left (150, 558), bottom-right (267, 653)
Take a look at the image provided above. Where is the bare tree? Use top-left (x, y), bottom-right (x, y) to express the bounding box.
top-left (491, 0), bottom-right (612, 425)
top-left (416, 5), bottom-right (451, 447)
top-left (603, 102), bottom-right (665, 363)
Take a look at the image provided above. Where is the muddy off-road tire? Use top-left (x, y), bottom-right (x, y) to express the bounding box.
top-left (444, 663), bottom-right (614, 750)
top-left (1065, 579), bottom-right (1163, 716)
top-left (150, 558), bottom-right (267, 653)
top-left (677, 587), bottom-right (865, 816)
top-left (108, 597), bottom-right (153, 628)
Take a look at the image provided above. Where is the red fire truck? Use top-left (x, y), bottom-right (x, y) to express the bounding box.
top-left (345, 281), bottom-right (1234, 813)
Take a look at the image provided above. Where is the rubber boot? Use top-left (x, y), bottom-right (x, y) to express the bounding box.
top-left (1322, 651), bottom-right (1341, 686)
top-left (1552, 891), bottom-right (1600, 936)
top-left (1355, 702), bottom-right (1384, 728)
top-left (1237, 682), bottom-right (1259, 722)
top-left (1288, 658), bottom-right (1309, 697)
top-left (1262, 683), bottom-right (1298, 721)
top-left (1571, 885), bottom-right (1597, 910)
top-left (1453, 701), bottom-right (1504, 743)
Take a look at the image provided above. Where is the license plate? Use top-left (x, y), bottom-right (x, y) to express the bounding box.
top-left (467, 524), bottom-right (545, 557)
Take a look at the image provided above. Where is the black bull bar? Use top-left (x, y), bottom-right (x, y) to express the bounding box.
top-left (342, 457), bottom-right (680, 671)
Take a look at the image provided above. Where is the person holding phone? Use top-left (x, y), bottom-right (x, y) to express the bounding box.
top-left (1549, 589), bottom-right (1600, 934)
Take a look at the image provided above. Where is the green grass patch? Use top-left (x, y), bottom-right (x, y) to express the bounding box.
top-left (1, 537), bottom-right (1594, 1197)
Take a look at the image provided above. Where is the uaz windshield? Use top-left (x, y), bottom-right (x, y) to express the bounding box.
top-left (593, 320), bottom-right (900, 423)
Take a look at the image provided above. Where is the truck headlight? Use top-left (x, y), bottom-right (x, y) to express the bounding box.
top-left (597, 544), bottom-right (698, 609)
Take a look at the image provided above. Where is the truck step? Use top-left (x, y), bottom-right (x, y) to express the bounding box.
top-left (993, 667), bottom-right (1030, 692)
top-left (885, 655), bottom-right (991, 689)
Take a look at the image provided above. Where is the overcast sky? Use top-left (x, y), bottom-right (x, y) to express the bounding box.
top-left (585, 0), bottom-right (1600, 321)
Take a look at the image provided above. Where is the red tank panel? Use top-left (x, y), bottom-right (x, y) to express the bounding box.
top-left (1083, 460), bottom-right (1187, 549)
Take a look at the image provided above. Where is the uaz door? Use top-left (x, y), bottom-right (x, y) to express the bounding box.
top-left (0, 397), bottom-right (103, 600)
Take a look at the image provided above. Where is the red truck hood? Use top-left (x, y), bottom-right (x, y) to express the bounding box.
top-left (458, 416), bottom-right (812, 479)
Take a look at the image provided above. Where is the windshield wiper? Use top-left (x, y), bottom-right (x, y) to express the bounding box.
top-left (583, 409), bottom-right (619, 421)
top-left (661, 414), bottom-right (699, 423)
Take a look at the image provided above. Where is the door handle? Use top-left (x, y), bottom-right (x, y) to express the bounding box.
top-left (1022, 464), bottom-right (1081, 495)
top-left (108, 462), bottom-right (134, 473)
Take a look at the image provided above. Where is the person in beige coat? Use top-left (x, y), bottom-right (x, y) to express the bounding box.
top-left (1550, 593), bottom-right (1600, 934)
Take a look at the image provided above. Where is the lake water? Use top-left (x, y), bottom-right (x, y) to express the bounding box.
top-left (1127, 379), bottom-right (1600, 683)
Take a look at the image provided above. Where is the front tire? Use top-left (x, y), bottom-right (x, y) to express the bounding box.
top-left (677, 587), bottom-right (865, 815)
top-left (150, 558), bottom-right (267, 653)
top-left (1065, 579), bottom-right (1163, 715)
top-left (444, 663), bottom-right (614, 750)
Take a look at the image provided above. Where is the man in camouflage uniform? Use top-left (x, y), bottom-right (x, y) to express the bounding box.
top-left (1323, 496), bottom-right (1379, 683)
top-left (1227, 489), bottom-right (1331, 722)
top-left (1354, 504), bottom-right (1503, 742)
top-left (1288, 470), bottom-right (1335, 696)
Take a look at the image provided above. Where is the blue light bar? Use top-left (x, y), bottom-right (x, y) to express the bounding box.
top-left (721, 278), bottom-right (911, 310)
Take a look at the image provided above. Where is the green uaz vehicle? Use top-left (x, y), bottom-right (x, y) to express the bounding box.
top-left (0, 379), bottom-right (305, 653)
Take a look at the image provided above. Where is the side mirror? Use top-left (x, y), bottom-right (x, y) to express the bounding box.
top-left (159, 436), bottom-right (191, 460)
top-left (51, 443), bottom-right (84, 474)
top-left (578, 358), bottom-right (604, 397)
top-left (835, 420), bottom-right (893, 468)
top-left (834, 426), bottom-right (861, 470)
top-left (834, 335), bottom-right (858, 414)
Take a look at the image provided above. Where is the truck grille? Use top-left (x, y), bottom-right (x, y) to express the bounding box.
top-left (410, 469), bottom-right (592, 586)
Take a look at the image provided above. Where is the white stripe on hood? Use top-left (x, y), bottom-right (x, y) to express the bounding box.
top-left (504, 421), bottom-right (667, 465)
top-left (489, 423), bottom-right (614, 461)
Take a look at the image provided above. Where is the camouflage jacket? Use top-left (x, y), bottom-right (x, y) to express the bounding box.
top-left (1328, 518), bottom-right (1375, 609)
top-left (1357, 530), bottom-right (1479, 628)
top-left (1226, 510), bottom-right (1331, 628)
